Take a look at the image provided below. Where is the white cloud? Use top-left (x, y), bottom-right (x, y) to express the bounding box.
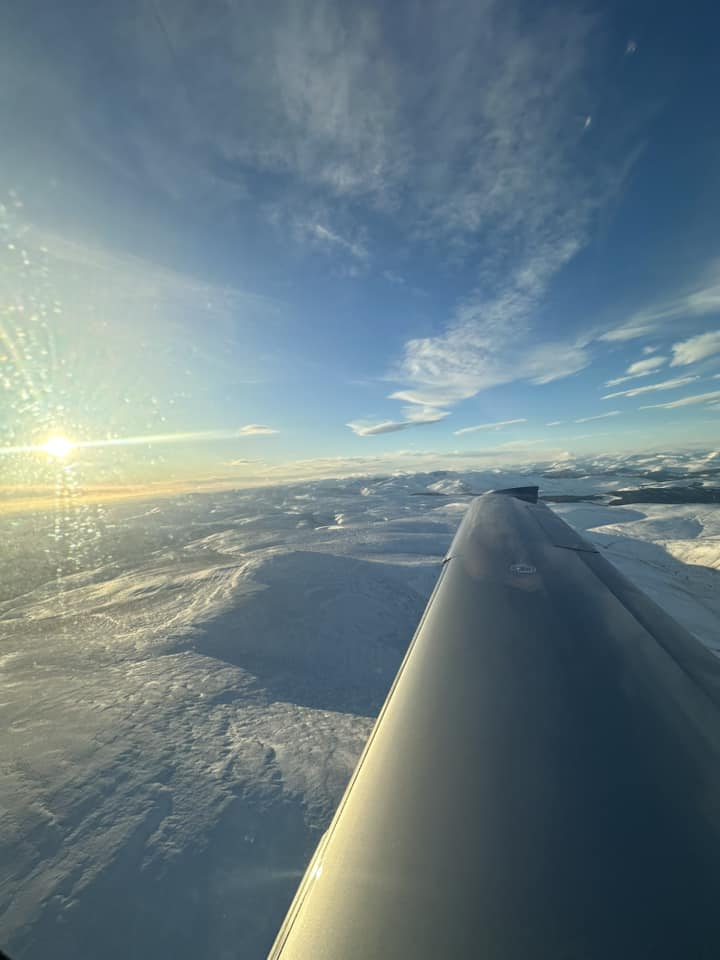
top-left (8, 0), bottom-right (646, 441)
top-left (599, 321), bottom-right (662, 343)
top-left (642, 345), bottom-right (659, 354)
top-left (394, 307), bottom-right (591, 409)
top-left (602, 375), bottom-right (699, 400)
top-left (574, 410), bottom-right (622, 423)
top-left (403, 406), bottom-right (451, 423)
top-left (605, 355), bottom-right (667, 386)
top-left (385, 5), bottom-right (640, 414)
top-left (600, 281), bottom-right (720, 342)
top-left (346, 407), bottom-right (449, 436)
top-left (641, 390), bottom-right (720, 410)
top-left (237, 424), bottom-right (279, 436)
top-left (499, 438), bottom-right (545, 449)
top-left (670, 330), bottom-right (720, 367)
top-left (545, 420), bottom-right (565, 427)
top-left (300, 222), bottom-right (368, 260)
top-left (628, 357), bottom-right (666, 375)
top-left (141, 0), bottom-right (634, 417)
top-left (454, 418), bottom-right (527, 436)
top-left (51, 0), bottom-right (614, 233)
top-left (346, 421), bottom-right (409, 436)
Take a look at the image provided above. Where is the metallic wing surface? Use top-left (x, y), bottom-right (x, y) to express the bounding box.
top-left (268, 488), bottom-right (720, 959)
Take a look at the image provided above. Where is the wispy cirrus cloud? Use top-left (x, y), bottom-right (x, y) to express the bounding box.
top-left (575, 410), bottom-right (621, 423)
top-left (346, 421), bottom-right (413, 437)
top-left (454, 418), bottom-right (527, 436)
top-left (498, 438), bottom-right (545, 449)
top-left (600, 279), bottom-right (720, 342)
top-left (641, 389), bottom-right (720, 410)
top-left (601, 375), bottom-right (699, 400)
top-left (329, 1), bottom-right (640, 416)
top-left (236, 424), bottom-right (277, 436)
top-left (298, 222), bottom-right (368, 260)
top-left (393, 316), bottom-right (592, 409)
top-left (670, 330), bottom-right (720, 367)
top-left (15, 4), bottom-right (634, 365)
top-left (12, 1), bottom-right (639, 415)
top-left (347, 406), bottom-right (449, 436)
top-left (47, 0), bottom-right (607, 238)
top-left (605, 355), bottom-right (667, 387)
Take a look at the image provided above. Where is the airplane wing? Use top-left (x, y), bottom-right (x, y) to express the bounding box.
top-left (268, 487), bottom-right (720, 959)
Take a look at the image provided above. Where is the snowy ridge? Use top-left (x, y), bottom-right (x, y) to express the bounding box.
top-left (1, 459), bottom-right (719, 958)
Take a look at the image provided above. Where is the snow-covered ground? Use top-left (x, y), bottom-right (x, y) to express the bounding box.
top-left (1, 458), bottom-right (719, 959)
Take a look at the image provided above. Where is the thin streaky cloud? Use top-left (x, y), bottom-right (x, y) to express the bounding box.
top-left (670, 330), bottom-right (720, 367)
top-left (605, 355), bottom-right (666, 387)
top-left (599, 279), bottom-right (720, 342)
top-left (403, 406), bottom-right (452, 423)
top-left (380, 3), bottom-right (639, 418)
top-left (453, 418), bottom-right (528, 436)
top-left (602, 375), bottom-right (699, 400)
top-left (346, 408), bottom-right (449, 436)
top-left (574, 410), bottom-right (622, 423)
top-left (499, 438), bottom-right (545, 449)
top-left (545, 420), bottom-right (565, 427)
top-left (641, 389), bottom-right (720, 410)
top-left (395, 329), bottom-right (591, 409)
top-left (346, 420), bottom-right (411, 436)
top-left (301, 222), bottom-right (368, 260)
top-left (237, 425), bottom-right (279, 436)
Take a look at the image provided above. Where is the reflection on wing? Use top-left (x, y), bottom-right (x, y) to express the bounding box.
top-left (269, 488), bottom-right (720, 959)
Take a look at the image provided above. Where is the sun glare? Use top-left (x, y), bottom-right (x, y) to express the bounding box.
top-left (42, 436), bottom-right (73, 458)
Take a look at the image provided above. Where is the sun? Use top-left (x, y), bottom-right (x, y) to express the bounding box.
top-left (42, 436), bottom-right (73, 458)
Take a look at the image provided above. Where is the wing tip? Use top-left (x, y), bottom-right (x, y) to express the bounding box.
top-left (489, 485), bottom-right (539, 504)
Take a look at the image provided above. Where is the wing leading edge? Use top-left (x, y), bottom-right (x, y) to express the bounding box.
top-left (269, 491), bottom-right (720, 959)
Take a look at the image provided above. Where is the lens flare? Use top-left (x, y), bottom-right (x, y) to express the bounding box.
top-left (42, 436), bottom-right (73, 458)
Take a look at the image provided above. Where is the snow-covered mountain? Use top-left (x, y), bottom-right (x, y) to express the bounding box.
top-left (2, 457), bottom-right (719, 959)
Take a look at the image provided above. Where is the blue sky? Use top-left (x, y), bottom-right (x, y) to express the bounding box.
top-left (1, 0), bottom-right (720, 485)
